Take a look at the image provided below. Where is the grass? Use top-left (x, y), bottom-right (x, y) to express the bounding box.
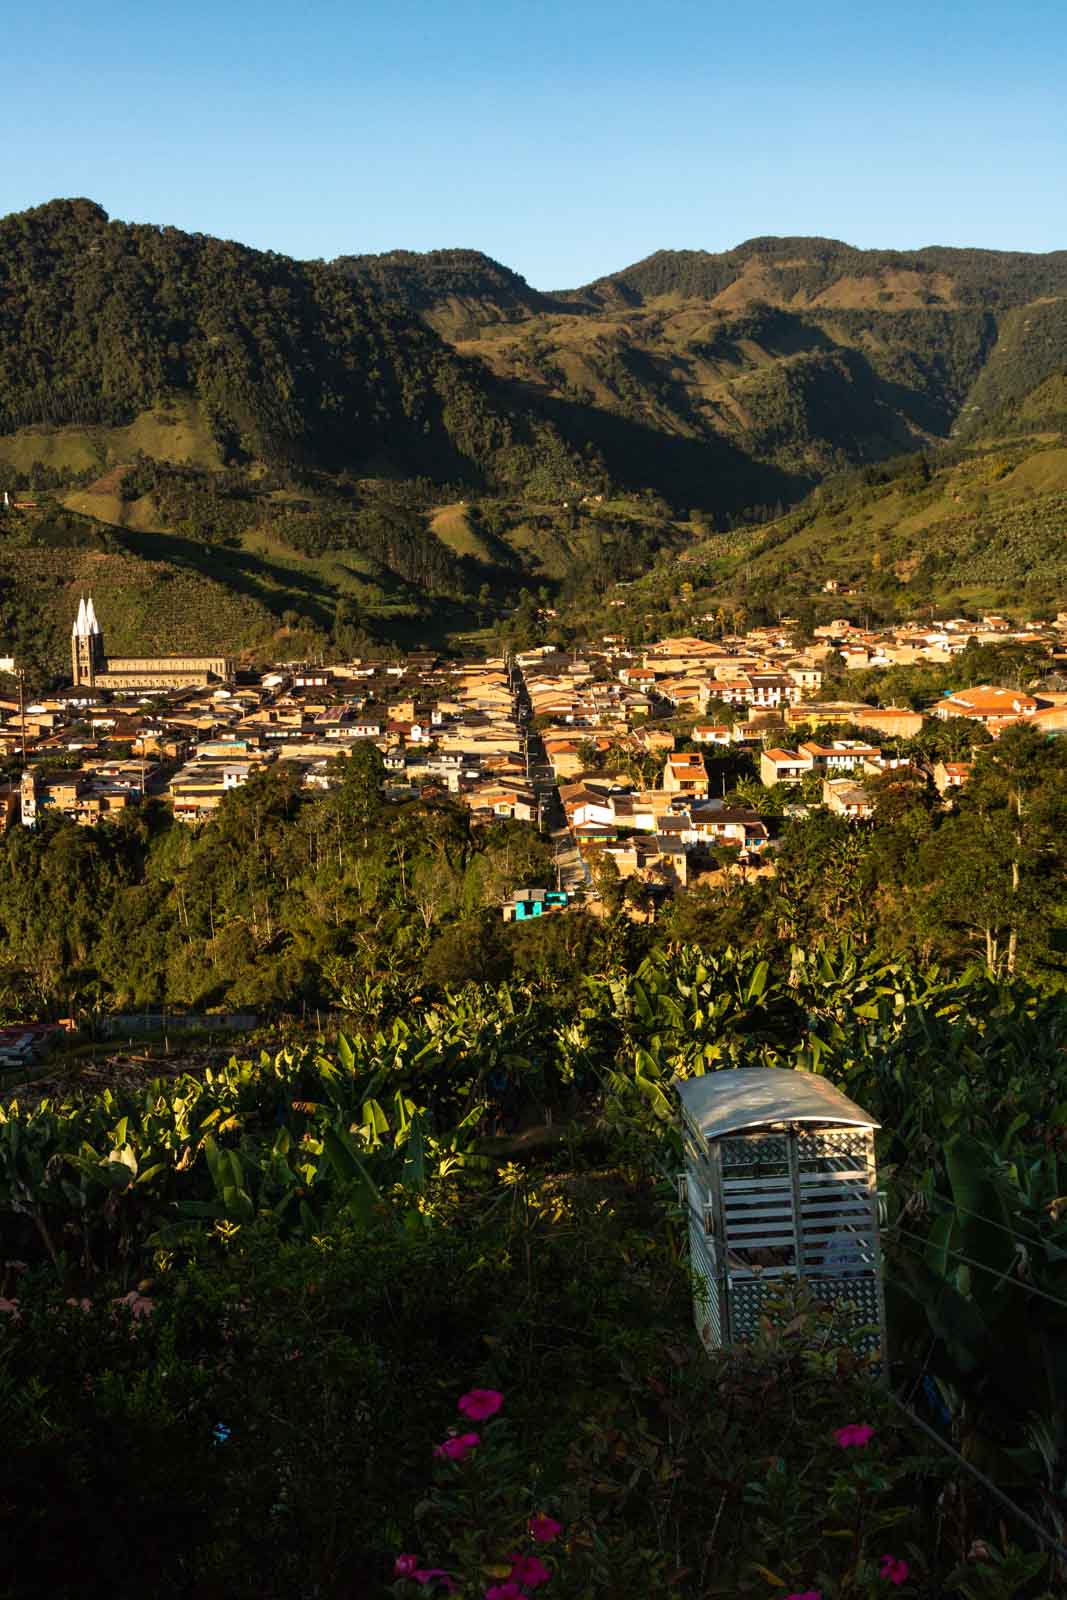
top-left (60, 490), bottom-right (170, 533)
top-left (1000, 445), bottom-right (1067, 493)
top-left (661, 425), bottom-right (1067, 618)
top-left (428, 502), bottom-right (495, 562)
top-left (0, 400), bottom-right (223, 477)
top-left (0, 541), bottom-right (279, 669)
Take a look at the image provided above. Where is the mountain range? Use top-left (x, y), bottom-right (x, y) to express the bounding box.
top-left (1, 198), bottom-right (1066, 673)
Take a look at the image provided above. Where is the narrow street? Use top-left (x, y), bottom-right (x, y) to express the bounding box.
top-left (509, 653), bottom-right (594, 898)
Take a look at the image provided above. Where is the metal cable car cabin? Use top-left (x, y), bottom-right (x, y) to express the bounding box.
top-left (676, 1068), bottom-right (887, 1370)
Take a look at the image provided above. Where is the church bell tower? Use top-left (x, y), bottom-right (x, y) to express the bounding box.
top-left (71, 596), bottom-right (105, 687)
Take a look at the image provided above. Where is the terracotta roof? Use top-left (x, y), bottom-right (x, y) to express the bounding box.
top-left (940, 686), bottom-right (1038, 714)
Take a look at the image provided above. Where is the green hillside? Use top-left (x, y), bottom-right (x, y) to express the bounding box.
top-left (0, 199), bottom-right (592, 494)
top-left (681, 418), bottom-right (1067, 617)
top-left (0, 518), bottom-right (282, 678)
top-left (5, 203), bottom-right (1067, 670)
top-left (578, 236), bottom-right (1067, 309)
top-left (332, 247), bottom-right (563, 338)
top-left (374, 235), bottom-right (1067, 497)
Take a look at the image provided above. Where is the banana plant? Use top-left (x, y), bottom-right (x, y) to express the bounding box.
top-left (890, 1131), bottom-right (1067, 1540)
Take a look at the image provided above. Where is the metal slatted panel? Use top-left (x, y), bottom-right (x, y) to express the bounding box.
top-left (683, 1170), bottom-right (723, 1350)
top-left (721, 1160), bottom-right (796, 1266)
top-left (796, 1137), bottom-right (880, 1276)
top-left (689, 1217), bottom-right (723, 1350)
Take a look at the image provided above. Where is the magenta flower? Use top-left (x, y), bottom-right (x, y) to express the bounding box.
top-left (833, 1422), bottom-right (875, 1448)
top-left (509, 1552), bottom-right (551, 1587)
top-left (112, 1289), bottom-right (155, 1319)
top-left (413, 1571), bottom-right (456, 1590)
top-left (394, 1554), bottom-right (420, 1577)
top-left (485, 1586), bottom-right (526, 1600)
top-left (528, 1513), bottom-right (562, 1543)
top-left (432, 1431), bottom-right (480, 1461)
top-left (457, 1387), bottom-right (504, 1421)
top-left (880, 1555), bottom-right (909, 1586)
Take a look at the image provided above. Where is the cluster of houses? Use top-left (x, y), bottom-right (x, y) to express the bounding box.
top-left (558, 773), bottom-right (770, 890)
top-left (0, 652), bottom-right (538, 828)
top-left (806, 611), bottom-right (1067, 670)
top-left (2, 602), bottom-right (1066, 919)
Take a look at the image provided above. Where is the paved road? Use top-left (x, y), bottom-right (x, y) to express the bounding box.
top-left (510, 658), bottom-right (594, 897)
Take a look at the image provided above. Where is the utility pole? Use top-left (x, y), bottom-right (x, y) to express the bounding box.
top-left (16, 667), bottom-right (26, 766)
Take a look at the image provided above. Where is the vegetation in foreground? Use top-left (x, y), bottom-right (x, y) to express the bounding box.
top-left (1, 721), bottom-right (1064, 1027)
top-left (2, 921), bottom-right (1067, 1596)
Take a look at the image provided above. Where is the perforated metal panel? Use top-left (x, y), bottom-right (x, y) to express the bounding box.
top-left (797, 1129), bottom-right (871, 1161)
top-left (721, 1134), bottom-right (789, 1167)
top-left (726, 1275), bottom-right (767, 1341)
top-left (807, 1276), bottom-right (884, 1364)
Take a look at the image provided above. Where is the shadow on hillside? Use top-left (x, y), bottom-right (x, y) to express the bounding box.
top-left (111, 528), bottom-right (338, 629)
top-left (831, 349), bottom-right (957, 445)
top-left (512, 385), bottom-right (812, 515)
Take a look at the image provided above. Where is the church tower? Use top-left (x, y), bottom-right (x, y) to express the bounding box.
top-left (71, 596), bottom-right (106, 687)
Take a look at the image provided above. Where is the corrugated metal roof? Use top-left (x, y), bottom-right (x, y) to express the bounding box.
top-left (675, 1067), bottom-right (878, 1139)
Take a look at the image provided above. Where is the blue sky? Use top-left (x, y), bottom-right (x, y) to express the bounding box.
top-left (2, 0), bottom-right (1064, 287)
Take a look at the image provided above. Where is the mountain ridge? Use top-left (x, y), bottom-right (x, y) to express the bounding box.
top-left (572, 237), bottom-right (1067, 309)
top-left (2, 198), bottom-right (1066, 673)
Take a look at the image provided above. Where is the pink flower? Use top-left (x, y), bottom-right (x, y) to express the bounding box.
top-left (66, 1297), bottom-right (93, 1312)
top-left (0, 1297), bottom-right (21, 1318)
top-left (880, 1555), bottom-right (909, 1586)
top-left (528, 1513), bottom-right (562, 1543)
top-left (413, 1570), bottom-right (456, 1590)
top-left (112, 1290), bottom-right (155, 1320)
top-left (432, 1431), bottom-right (480, 1461)
top-left (833, 1422), bottom-right (875, 1448)
top-left (457, 1387), bottom-right (503, 1421)
top-left (509, 1552), bottom-right (551, 1587)
top-left (394, 1555), bottom-right (420, 1577)
top-left (485, 1586), bottom-right (526, 1600)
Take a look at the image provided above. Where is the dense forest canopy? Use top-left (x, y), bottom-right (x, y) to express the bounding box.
top-left (0, 199), bottom-right (588, 490)
top-left (583, 236), bottom-right (1067, 308)
top-left (2, 199), bottom-right (1067, 666)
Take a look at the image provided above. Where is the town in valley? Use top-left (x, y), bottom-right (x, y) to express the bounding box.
top-left (2, 593), bottom-right (1064, 926)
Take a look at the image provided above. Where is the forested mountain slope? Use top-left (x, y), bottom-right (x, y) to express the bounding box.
top-left (3, 203), bottom-right (1067, 673)
top-left (677, 389), bottom-right (1067, 619)
top-left (333, 247), bottom-right (562, 336)
top-left (424, 239), bottom-right (1067, 488)
top-left (0, 199), bottom-right (588, 491)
